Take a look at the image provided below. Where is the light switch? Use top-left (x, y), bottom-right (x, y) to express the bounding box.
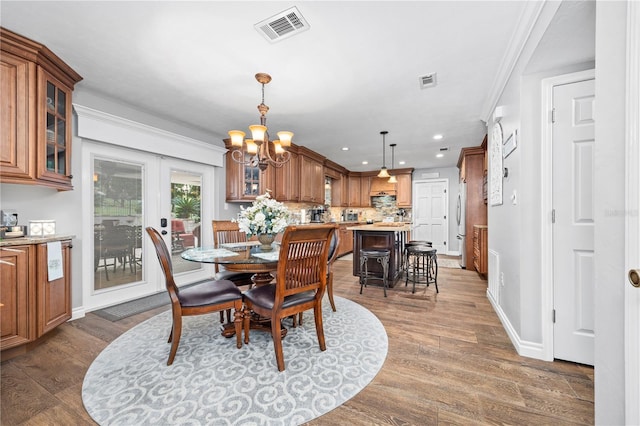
top-left (511, 190), bottom-right (517, 205)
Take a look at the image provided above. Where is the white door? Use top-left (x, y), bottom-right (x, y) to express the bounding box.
top-left (159, 157), bottom-right (215, 287)
top-left (625, 4), bottom-right (640, 420)
top-left (83, 142), bottom-right (215, 311)
top-left (552, 78), bottom-right (595, 365)
top-left (412, 179), bottom-right (448, 253)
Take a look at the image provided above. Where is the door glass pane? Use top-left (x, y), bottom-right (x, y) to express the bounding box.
top-left (171, 170), bottom-right (202, 273)
top-left (93, 158), bottom-right (143, 291)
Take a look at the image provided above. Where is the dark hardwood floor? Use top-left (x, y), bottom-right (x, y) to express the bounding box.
top-left (1, 257), bottom-right (594, 425)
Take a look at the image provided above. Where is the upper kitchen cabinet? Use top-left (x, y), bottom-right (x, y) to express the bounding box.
top-left (223, 139), bottom-right (275, 202)
top-left (325, 159), bottom-right (348, 207)
top-left (394, 168), bottom-right (414, 207)
top-left (0, 28), bottom-right (82, 191)
top-left (273, 145), bottom-right (299, 202)
top-left (298, 147), bottom-right (325, 204)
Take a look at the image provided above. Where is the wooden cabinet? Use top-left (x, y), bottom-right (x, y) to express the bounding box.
top-left (224, 139), bottom-right (275, 202)
top-left (348, 174), bottom-right (361, 207)
top-left (274, 148), bottom-right (299, 202)
top-left (337, 224), bottom-right (354, 257)
top-left (473, 225), bottom-right (488, 275)
top-left (325, 160), bottom-right (349, 207)
top-left (458, 146), bottom-right (487, 269)
top-left (0, 28), bottom-right (82, 191)
top-left (36, 241), bottom-right (72, 336)
top-left (298, 147), bottom-right (325, 203)
top-left (395, 171), bottom-right (413, 207)
top-left (0, 245), bottom-right (35, 350)
top-left (1, 238), bottom-right (71, 352)
top-left (360, 176), bottom-right (371, 207)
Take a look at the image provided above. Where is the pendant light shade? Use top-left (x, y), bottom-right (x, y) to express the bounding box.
top-left (388, 143), bottom-right (398, 183)
top-left (377, 131), bottom-right (390, 178)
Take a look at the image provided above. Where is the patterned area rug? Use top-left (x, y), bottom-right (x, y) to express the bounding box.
top-left (82, 297), bottom-right (387, 425)
top-left (438, 257), bottom-right (462, 269)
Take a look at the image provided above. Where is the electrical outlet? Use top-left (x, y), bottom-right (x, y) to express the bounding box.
top-left (500, 272), bottom-right (505, 287)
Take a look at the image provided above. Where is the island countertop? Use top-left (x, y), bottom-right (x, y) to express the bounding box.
top-left (346, 223), bottom-right (411, 232)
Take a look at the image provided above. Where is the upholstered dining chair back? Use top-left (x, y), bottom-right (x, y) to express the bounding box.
top-left (242, 224), bottom-right (338, 371)
top-left (146, 227), bottom-right (244, 365)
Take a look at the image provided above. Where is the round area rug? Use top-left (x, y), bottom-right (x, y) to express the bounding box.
top-left (82, 296), bottom-right (387, 425)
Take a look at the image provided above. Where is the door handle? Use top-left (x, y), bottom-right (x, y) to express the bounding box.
top-left (629, 269), bottom-right (640, 288)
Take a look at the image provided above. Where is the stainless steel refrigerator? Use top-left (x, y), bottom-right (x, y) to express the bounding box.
top-left (456, 182), bottom-right (466, 268)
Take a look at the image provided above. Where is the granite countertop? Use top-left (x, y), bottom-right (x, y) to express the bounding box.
top-left (346, 224), bottom-right (411, 232)
top-left (0, 235), bottom-right (75, 247)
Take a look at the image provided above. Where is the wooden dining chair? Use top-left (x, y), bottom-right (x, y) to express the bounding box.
top-left (146, 227), bottom-right (244, 365)
top-left (242, 224), bottom-right (337, 371)
top-left (212, 220), bottom-right (255, 287)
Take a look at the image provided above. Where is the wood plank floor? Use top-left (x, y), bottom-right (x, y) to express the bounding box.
top-left (1, 258), bottom-right (594, 425)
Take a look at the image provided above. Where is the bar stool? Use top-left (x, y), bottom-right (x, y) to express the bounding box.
top-left (405, 245), bottom-right (438, 294)
top-left (403, 241), bottom-right (432, 274)
top-left (359, 249), bottom-right (391, 297)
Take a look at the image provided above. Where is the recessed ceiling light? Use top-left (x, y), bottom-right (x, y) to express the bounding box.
top-left (342, 147), bottom-right (349, 151)
top-left (433, 134), bottom-right (443, 140)
top-left (399, 161), bottom-right (406, 165)
top-left (436, 153), bottom-right (444, 158)
top-left (362, 161), bottom-right (368, 165)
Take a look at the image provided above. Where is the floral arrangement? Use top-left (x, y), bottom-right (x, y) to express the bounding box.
top-left (236, 191), bottom-right (290, 237)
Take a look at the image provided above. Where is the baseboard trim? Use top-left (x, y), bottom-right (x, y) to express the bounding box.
top-left (486, 290), bottom-right (548, 361)
top-left (71, 306), bottom-right (86, 321)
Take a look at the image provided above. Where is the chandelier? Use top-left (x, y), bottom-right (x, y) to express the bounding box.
top-left (228, 73), bottom-right (293, 172)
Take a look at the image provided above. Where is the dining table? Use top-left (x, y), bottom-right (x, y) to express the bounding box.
top-left (181, 241), bottom-right (280, 287)
top-left (181, 241), bottom-right (286, 337)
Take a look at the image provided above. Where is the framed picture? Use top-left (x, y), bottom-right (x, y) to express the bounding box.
top-left (490, 122), bottom-right (503, 206)
top-left (503, 129), bottom-right (517, 158)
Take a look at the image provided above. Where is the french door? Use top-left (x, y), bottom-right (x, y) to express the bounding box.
top-left (83, 142), bottom-right (215, 311)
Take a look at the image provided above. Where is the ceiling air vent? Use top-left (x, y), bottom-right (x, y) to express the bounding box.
top-left (255, 7), bottom-right (310, 43)
top-left (419, 72), bottom-right (437, 89)
top-left (439, 147), bottom-right (449, 151)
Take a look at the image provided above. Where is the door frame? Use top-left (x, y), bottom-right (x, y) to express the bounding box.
top-left (540, 68), bottom-right (595, 361)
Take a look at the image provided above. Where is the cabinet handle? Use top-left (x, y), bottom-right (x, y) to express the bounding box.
top-left (0, 247), bottom-right (25, 253)
top-left (0, 259), bottom-right (15, 266)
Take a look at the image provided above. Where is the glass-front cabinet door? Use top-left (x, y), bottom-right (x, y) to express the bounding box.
top-left (37, 70), bottom-right (73, 188)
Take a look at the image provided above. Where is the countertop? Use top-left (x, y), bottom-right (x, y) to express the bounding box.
top-left (346, 224), bottom-right (411, 232)
top-left (0, 235), bottom-right (75, 247)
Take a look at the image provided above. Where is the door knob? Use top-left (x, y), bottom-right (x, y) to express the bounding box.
top-left (629, 269), bottom-right (640, 288)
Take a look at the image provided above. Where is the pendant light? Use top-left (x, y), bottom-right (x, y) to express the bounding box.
top-left (388, 143), bottom-right (398, 183)
top-left (377, 131), bottom-right (390, 178)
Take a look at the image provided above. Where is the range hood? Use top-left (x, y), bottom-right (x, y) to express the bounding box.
top-left (370, 176), bottom-right (396, 197)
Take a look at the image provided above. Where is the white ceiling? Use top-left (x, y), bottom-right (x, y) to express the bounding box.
top-left (0, 1), bottom-right (594, 171)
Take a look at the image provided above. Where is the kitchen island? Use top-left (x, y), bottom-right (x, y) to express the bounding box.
top-left (346, 223), bottom-right (411, 286)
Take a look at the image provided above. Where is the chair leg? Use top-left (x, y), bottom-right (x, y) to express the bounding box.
top-left (233, 303), bottom-right (243, 349)
top-left (327, 272), bottom-right (337, 312)
top-left (272, 316), bottom-right (285, 371)
top-left (167, 315), bottom-right (182, 366)
top-left (314, 305), bottom-right (326, 352)
top-left (243, 305), bottom-right (251, 344)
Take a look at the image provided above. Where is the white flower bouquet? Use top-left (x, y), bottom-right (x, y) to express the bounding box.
top-left (236, 191), bottom-right (290, 237)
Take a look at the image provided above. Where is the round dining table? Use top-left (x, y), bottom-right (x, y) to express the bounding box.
top-left (181, 242), bottom-right (286, 337)
top-left (181, 242), bottom-right (280, 286)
